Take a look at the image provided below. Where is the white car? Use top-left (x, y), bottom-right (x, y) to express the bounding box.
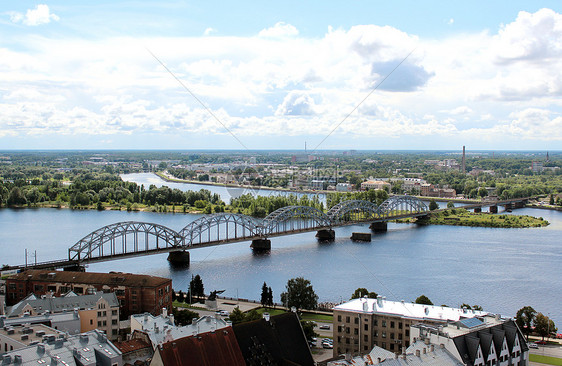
top-left (528, 343), bottom-right (539, 349)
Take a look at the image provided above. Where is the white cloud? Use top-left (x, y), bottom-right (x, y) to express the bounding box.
top-left (204, 27), bottom-right (217, 36)
top-left (1, 9), bottom-right (562, 147)
top-left (447, 18), bottom-right (454, 25)
top-left (258, 22), bottom-right (299, 38)
top-left (10, 5), bottom-right (60, 26)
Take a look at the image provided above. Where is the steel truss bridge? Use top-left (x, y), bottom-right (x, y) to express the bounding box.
top-left (8, 195), bottom-right (529, 270)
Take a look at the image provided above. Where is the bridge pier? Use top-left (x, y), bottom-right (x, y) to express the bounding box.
top-left (489, 205), bottom-right (498, 213)
top-left (369, 222), bottom-right (387, 232)
top-left (351, 232), bottom-right (371, 242)
top-left (514, 201), bottom-right (526, 208)
top-left (167, 250), bottom-right (190, 265)
top-left (63, 265), bottom-right (85, 272)
top-left (316, 229), bottom-right (335, 241)
top-left (250, 238), bottom-right (271, 251)
top-left (474, 207), bottom-right (482, 213)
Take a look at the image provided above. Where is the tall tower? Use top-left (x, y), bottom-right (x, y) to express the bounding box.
top-left (546, 151), bottom-right (549, 162)
top-left (462, 146), bottom-right (466, 173)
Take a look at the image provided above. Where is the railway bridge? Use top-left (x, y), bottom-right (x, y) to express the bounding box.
top-left (6, 195), bottom-right (530, 271)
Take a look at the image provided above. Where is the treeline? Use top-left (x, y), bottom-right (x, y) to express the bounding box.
top-left (229, 194), bottom-right (324, 218)
top-left (326, 189), bottom-right (389, 209)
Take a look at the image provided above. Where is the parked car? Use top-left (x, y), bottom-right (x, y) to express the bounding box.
top-left (535, 340), bottom-right (547, 345)
top-left (322, 343), bottom-right (333, 349)
top-left (529, 343), bottom-right (539, 349)
top-left (319, 324), bottom-right (330, 330)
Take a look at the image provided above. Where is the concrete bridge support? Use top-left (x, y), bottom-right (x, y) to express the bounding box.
top-left (474, 207), bottom-right (482, 213)
top-left (514, 201), bottom-right (526, 208)
top-left (167, 250), bottom-right (190, 265)
top-left (489, 205), bottom-right (498, 213)
top-left (370, 222), bottom-right (388, 232)
top-left (316, 229), bottom-right (335, 241)
top-left (251, 238), bottom-right (271, 250)
top-left (351, 232), bottom-right (371, 242)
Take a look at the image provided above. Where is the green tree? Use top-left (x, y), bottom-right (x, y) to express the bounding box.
top-left (267, 287), bottom-right (274, 307)
top-left (472, 305), bottom-right (483, 311)
top-left (515, 306), bottom-right (536, 341)
top-left (415, 295), bottom-right (433, 305)
top-left (7, 187), bottom-right (27, 206)
top-left (280, 277), bottom-right (318, 311)
top-left (228, 306), bottom-right (246, 324)
top-left (478, 187), bottom-right (488, 198)
top-left (350, 288), bottom-right (378, 300)
top-left (429, 199), bottom-right (438, 211)
top-left (447, 201), bottom-right (455, 208)
top-left (261, 282), bottom-right (269, 307)
top-left (301, 320), bottom-right (318, 341)
top-left (245, 309), bottom-right (262, 322)
top-left (550, 194), bottom-right (555, 205)
top-left (190, 275), bottom-right (204, 298)
top-left (172, 308), bottom-right (199, 326)
top-left (534, 313), bottom-right (557, 341)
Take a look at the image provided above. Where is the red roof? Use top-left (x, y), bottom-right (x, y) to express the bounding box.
top-left (157, 327), bottom-right (245, 366)
top-left (114, 339), bottom-right (152, 353)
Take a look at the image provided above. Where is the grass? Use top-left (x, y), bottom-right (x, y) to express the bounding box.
top-left (529, 354), bottom-right (562, 366)
top-left (172, 300), bottom-right (207, 311)
top-left (301, 313), bottom-right (334, 322)
top-left (253, 307), bottom-right (287, 316)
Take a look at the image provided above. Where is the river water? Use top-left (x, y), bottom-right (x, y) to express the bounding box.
top-left (0, 173), bottom-right (560, 326)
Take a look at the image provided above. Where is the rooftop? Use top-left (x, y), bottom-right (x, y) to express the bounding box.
top-left (8, 270), bottom-right (171, 288)
top-left (334, 297), bottom-right (488, 322)
top-left (131, 313), bottom-right (230, 348)
top-left (0, 323), bottom-right (62, 347)
top-left (7, 292), bottom-right (119, 318)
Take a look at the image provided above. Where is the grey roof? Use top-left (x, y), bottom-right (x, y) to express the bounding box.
top-left (7, 293), bottom-right (119, 318)
top-left (1, 312), bottom-right (80, 327)
top-left (328, 341), bottom-right (463, 366)
top-left (0, 329), bottom-right (122, 366)
top-left (131, 313), bottom-right (231, 348)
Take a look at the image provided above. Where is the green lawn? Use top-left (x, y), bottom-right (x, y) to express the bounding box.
top-left (529, 354), bottom-right (562, 366)
top-left (301, 313), bottom-right (333, 322)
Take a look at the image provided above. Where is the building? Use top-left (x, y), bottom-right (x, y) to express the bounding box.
top-left (149, 326), bottom-right (245, 366)
top-left (0, 329), bottom-right (122, 366)
top-left (1, 311), bottom-right (82, 336)
top-left (5, 270), bottom-right (172, 319)
top-left (327, 339), bottom-right (464, 366)
top-left (361, 180), bottom-right (391, 191)
top-left (411, 315), bottom-right (529, 366)
top-left (5, 292), bottom-right (120, 340)
top-left (336, 183), bottom-right (353, 192)
top-left (332, 296), bottom-right (487, 356)
top-left (0, 322), bottom-right (63, 353)
top-left (114, 338), bottom-right (153, 366)
top-left (130, 310), bottom-right (231, 349)
top-left (232, 312), bottom-right (314, 366)
top-left (531, 162), bottom-right (543, 173)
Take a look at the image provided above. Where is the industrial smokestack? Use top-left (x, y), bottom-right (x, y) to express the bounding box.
top-left (462, 146), bottom-right (466, 174)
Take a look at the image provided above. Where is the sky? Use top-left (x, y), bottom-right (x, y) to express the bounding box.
top-left (1, 1), bottom-right (562, 151)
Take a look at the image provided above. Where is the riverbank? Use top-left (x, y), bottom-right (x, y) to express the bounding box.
top-left (397, 208), bottom-right (550, 228)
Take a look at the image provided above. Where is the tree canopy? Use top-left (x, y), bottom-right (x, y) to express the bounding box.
top-left (350, 288), bottom-right (378, 300)
top-left (515, 306), bottom-right (536, 340)
top-left (280, 277), bottom-right (318, 311)
top-left (415, 295), bottom-right (433, 305)
top-left (535, 313), bottom-right (557, 341)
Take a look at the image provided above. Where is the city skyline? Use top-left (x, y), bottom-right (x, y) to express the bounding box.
top-left (1, 1), bottom-right (562, 150)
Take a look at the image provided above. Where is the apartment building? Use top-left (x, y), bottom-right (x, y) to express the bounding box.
top-left (5, 270), bottom-right (172, 319)
top-left (332, 296), bottom-right (487, 356)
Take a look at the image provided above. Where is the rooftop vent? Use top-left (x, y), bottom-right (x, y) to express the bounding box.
top-left (3, 355), bottom-right (11, 364)
top-left (20, 335), bottom-right (28, 341)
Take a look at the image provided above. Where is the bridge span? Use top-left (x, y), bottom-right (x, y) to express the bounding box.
top-left (5, 195), bottom-right (529, 271)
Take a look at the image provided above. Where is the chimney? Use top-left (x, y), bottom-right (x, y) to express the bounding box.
top-left (430, 345), bottom-right (435, 352)
top-left (462, 146), bottom-right (466, 174)
top-left (425, 338), bottom-right (430, 345)
top-left (423, 348), bottom-right (427, 354)
top-left (162, 308), bottom-right (167, 318)
top-left (416, 350), bottom-right (420, 357)
top-left (263, 313), bottom-right (270, 321)
top-left (377, 296), bottom-right (383, 307)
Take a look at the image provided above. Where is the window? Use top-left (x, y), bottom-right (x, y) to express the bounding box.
top-left (364, 324), bottom-right (368, 331)
top-left (97, 321), bottom-right (102, 327)
top-left (398, 333), bottom-right (403, 340)
top-left (112, 330), bottom-right (118, 335)
top-left (382, 342), bottom-right (386, 349)
top-left (166, 285), bottom-right (170, 293)
top-left (346, 328), bottom-right (350, 334)
top-left (382, 320), bottom-right (387, 327)
top-left (346, 338), bottom-right (350, 344)
top-left (158, 289), bottom-right (163, 296)
top-left (111, 310), bottom-right (117, 316)
top-left (374, 319), bottom-right (378, 326)
top-left (112, 320), bottom-right (117, 325)
top-left (391, 333), bottom-right (395, 340)
top-left (8, 283), bottom-right (16, 290)
top-left (364, 335), bottom-right (368, 342)
top-left (34, 284), bottom-right (44, 292)
top-left (346, 316), bottom-right (350, 323)
top-left (390, 343), bottom-right (395, 351)
top-left (74, 287), bottom-right (83, 294)
top-left (405, 341), bottom-right (409, 347)
top-left (405, 330), bottom-right (409, 337)
top-left (102, 321), bottom-right (107, 326)
top-left (391, 321), bottom-right (395, 328)
top-left (115, 290), bottom-right (125, 296)
top-left (382, 331), bottom-right (386, 338)
top-left (90, 319), bottom-right (93, 325)
top-left (399, 322), bottom-right (403, 329)
top-left (338, 315), bottom-right (342, 322)
top-left (132, 290), bottom-right (137, 294)
top-left (354, 317), bottom-right (359, 324)
top-left (354, 328), bottom-right (358, 335)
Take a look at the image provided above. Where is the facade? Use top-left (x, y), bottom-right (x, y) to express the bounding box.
top-left (411, 316), bottom-right (529, 366)
top-left (5, 270), bottom-right (172, 319)
top-left (361, 180), bottom-right (391, 191)
top-left (0, 329), bottom-right (122, 366)
top-left (332, 296), bottom-right (487, 356)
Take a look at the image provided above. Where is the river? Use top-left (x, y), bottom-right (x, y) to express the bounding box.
top-left (0, 174), bottom-right (560, 326)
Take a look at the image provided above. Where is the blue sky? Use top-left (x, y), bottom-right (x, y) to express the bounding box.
top-left (1, 1), bottom-right (562, 150)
